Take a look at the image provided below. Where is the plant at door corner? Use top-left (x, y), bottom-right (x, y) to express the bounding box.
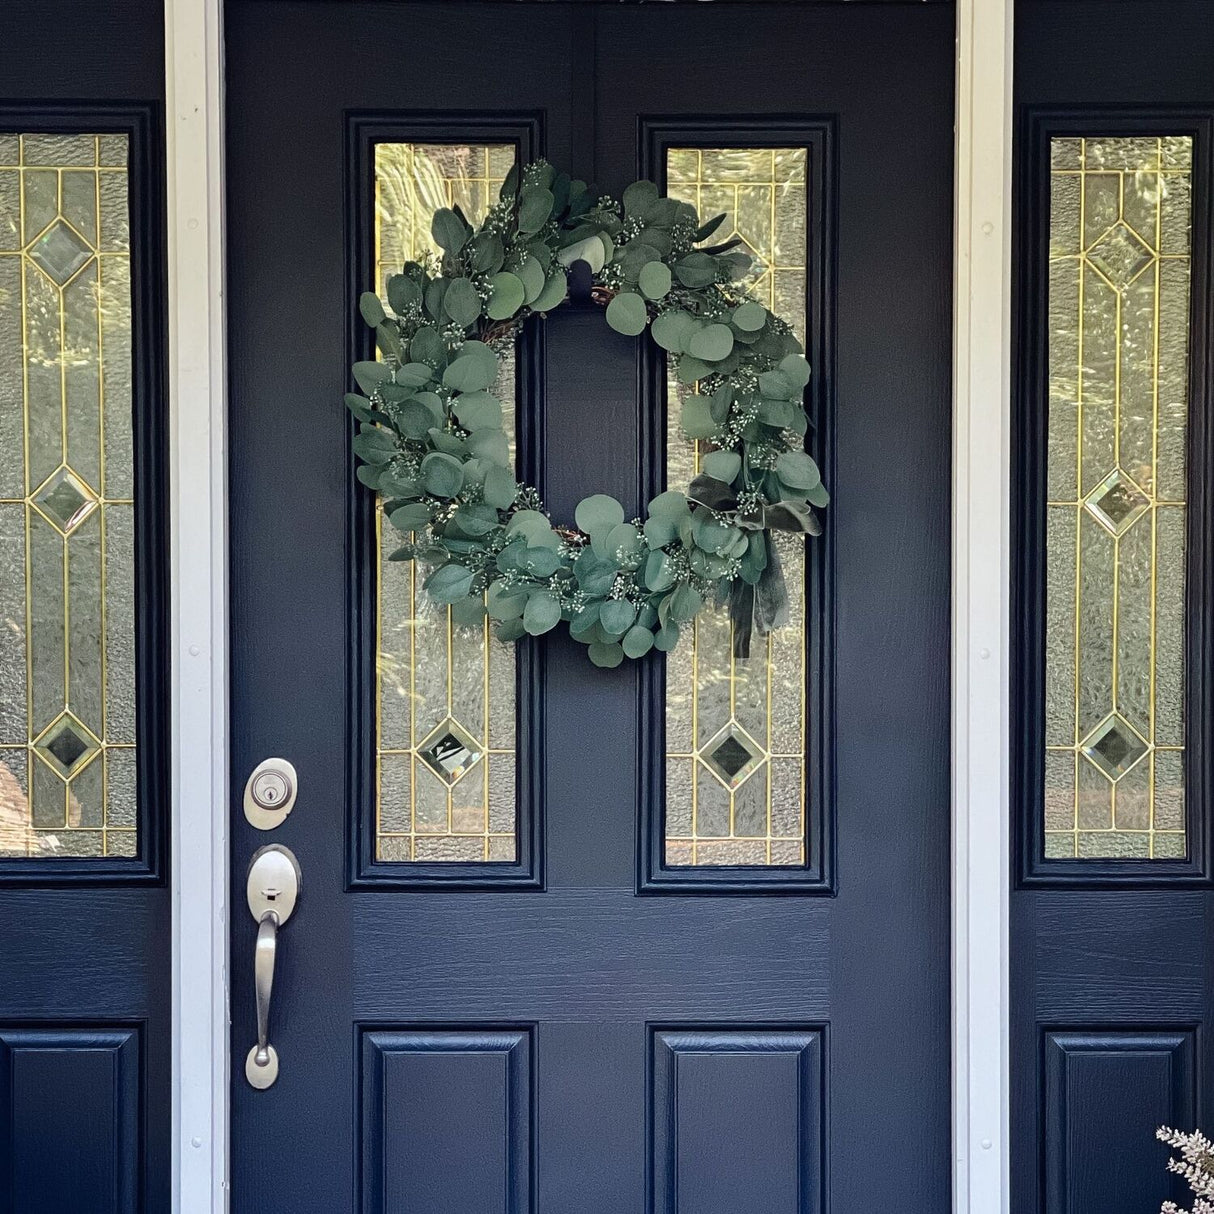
top-left (1158, 1126), bottom-right (1214, 1212)
top-left (346, 160), bottom-right (826, 668)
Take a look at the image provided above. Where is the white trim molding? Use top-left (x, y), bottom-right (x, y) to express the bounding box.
top-left (952, 0), bottom-right (1013, 1210)
top-left (166, 0), bottom-right (229, 1208)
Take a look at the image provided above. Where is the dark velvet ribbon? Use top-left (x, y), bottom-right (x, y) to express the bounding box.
top-left (686, 473), bottom-right (819, 659)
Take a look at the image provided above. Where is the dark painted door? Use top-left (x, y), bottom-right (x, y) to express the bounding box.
top-left (0, 2), bottom-right (170, 1211)
top-left (1012, 4), bottom-right (1214, 1211)
top-left (226, 4), bottom-right (953, 1211)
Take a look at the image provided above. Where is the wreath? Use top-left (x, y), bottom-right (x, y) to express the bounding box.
top-left (347, 160), bottom-right (827, 668)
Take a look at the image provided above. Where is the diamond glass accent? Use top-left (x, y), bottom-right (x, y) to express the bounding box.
top-left (0, 132), bottom-right (137, 858)
top-left (701, 724), bottom-right (763, 790)
top-left (1044, 135), bottom-right (1192, 860)
top-left (418, 718), bottom-right (483, 786)
top-left (1083, 468), bottom-right (1149, 537)
top-left (32, 466), bottom-right (98, 534)
top-left (28, 218), bottom-right (92, 285)
top-left (374, 143), bottom-right (518, 863)
top-left (664, 147), bottom-right (809, 868)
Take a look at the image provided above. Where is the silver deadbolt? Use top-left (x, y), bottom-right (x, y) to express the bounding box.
top-left (245, 845), bottom-right (301, 1089)
top-left (243, 757), bottom-right (297, 830)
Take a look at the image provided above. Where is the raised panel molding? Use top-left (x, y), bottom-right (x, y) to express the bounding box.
top-left (359, 1027), bottom-right (532, 1214)
top-left (649, 1028), bottom-right (825, 1214)
top-left (1042, 1028), bottom-right (1196, 1214)
top-left (0, 1025), bottom-right (141, 1214)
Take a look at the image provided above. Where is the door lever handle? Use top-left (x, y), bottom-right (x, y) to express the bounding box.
top-left (245, 845), bottom-right (301, 1089)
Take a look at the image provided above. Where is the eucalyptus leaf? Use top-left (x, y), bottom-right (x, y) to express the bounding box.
top-left (605, 291), bottom-right (648, 337)
top-left (487, 271), bottom-right (525, 319)
top-left (686, 323), bottom-right (734, 362)
top-left (622, 179), bottom-right (659, 218)
top-left (487, 580), bottom-right (528, 620)
top-left (431, 208), bottom-right (469, 254)
top-left (622, 625), bottom-right (655, 659)
top-left (518, 185), bottom-right (555, 234)
top-left (600, 599), bottom-right (637, 636)
top-left (452, 391), bottom-right (502, 431)
top-left (775, 450), bottom-right (821, 491)
top-left (654, 621), bottom-right (681, 652)
top-left (531, 272), bottom-right (568, 312)
top-left (523, 591), bottom-right (561, 636)
top-left (387, 275), bottom-right (421, 315)
top-left (352, 360), bottom-right (391, 395)
top-left (483, 465), bottom-right (517, 510)
top-left (359, 291), bottom-right (385, 327)
top-left (450, 597), bottom-right (486, 628)
top-left (352, 428), bottom-right (396, 465)
top-left (388, 502), bottom-right (434, 532)
top-left (638, 261), bottom-right (672, 301)
top-left (674, 251), bottom-right (717, 288)
top-left (587, 641), bottom-right (624, 669)
top-left (733, 300), bottom-right (767, 332)
top-left (516, 256), bottom-right (546, 303)
top-left (444, 277), bottom-right (483, 328)
top-left (421, 451), bottom-right (464, 498)
top-left (442, 342), bottom-right (500, 393)
top-left (424, 562), bottom-right (474, 604)
top-left (650, 309), bottom-right (696, 353)
top-left (496, 619), bottom-right (526, 643)
top-left (701, 450), bottom-right (741, 483)
top-left (575, 494), bottom-right (626, 537)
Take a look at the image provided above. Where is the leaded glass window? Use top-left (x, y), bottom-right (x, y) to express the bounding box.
top-left (1044, 135), bottom-right (1192, 859)
top-left (0, 132), bottom-right (136, 858)
top-left (373, 143), bottom-right (518, 862)
top-left (663, 148), bottom-right (809, 867)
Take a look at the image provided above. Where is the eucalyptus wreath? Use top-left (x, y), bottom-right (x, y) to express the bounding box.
top-left (347, 159), bottom-right (827, 668)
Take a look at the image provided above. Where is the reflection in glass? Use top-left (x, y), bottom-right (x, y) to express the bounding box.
top-left (664, 148), bottom-right (809, 867)
top-left (373, 143), bottom-right (518, 862)
top-left (0, 132), bottom-right (135, 858)
top-left (1044, 135), bottom-right (1192, 859)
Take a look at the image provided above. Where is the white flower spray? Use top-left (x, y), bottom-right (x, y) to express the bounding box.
top-left (1158, 1127), bottom-right (1214, 1213)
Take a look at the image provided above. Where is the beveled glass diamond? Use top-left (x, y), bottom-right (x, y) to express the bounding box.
top-left (1084, 468), bottom-right (1150, 537)
top-left (34, 712), bottom-right (99, 779)
top-left (1080, 712), bottom-right (1149, 782)
top-left (700, 723), bottom-right (763, 789)
top-left (28, 219), bottom-right (93, 285)
top-left (418, 717), bottom-right (483, 786)
top-left (32, 466), bottom-right (97, 534)
top-left (1087, 221), bottom-right (1154, 288)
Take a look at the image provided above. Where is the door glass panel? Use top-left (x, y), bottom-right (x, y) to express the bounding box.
top-left (1044, 135), bottom-right (1192, 859)
top-left (0, 132), bottom-right (135, 858)
top-left (663, 148), bottom-right (809, 867)
top-left (373, 142), bottom-right (518, 862)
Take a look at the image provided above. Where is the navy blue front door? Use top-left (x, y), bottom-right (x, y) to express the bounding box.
top-left (226, 3), bottom-right (954, 1211)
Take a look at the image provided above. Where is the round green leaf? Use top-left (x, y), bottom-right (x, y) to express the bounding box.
top-left (622, 180), bottom-right (659, 218)
top-left (588, 641), bottom-right (625, 668)
top-left (431, 208), bottom-right (469, 254)
top-left (775, 450), bottom-right (821, 491)
top-left (516, 256), bottom-right (546, 304)
top-left (575, 494), bottom-right (626, 537)
top-left (686, 323), bottom-right (735, 362)
top-left (359, 291), bottom-right (385, 327)
top-left (487, 271), bottom-right (525, 320)
top-left (517, 185), bottom-right (555, 234)
top-left (733, 300), bottom-right (767, 332)
top-left (443, 277), bottom-right (483, 328)
top-left (622, 625), bottom-right (655, 659)
top-left (701, 450), bottom-right (741, 483)
top-left (531, 272), bottom-right (568, 312)
top-left (399, 397), bottom-right (440, 439)
top-left (638, 261), bottom-right (672, 301)
top-left (442, 342), bottom-right (500, 393)
top-left (650, 309), bottom-right (695, 352)
top-left (644, 550), bottom-right (676, 592)
top-left (421, 451), bottom-right (464, 498)
top-left (600, 598), bottom-right (637, 636)
top-left (424, 562), bottom-right (474, 603)
top-left (483, 465), bottom-right (517, 510)
top-left (523, 591), bottom-right (561, 636)
top-left (496, 619), bottom-right (526, 643)
top-left (387, 275), bottom-right (421, 315)
top-left (452, 391), bottom-right (502, 431)
top-left (388, 502), bottom-right (434, 532)
top-left (487, 580), bottom-right (528, 620)
top-left (605, 292), bottom-right (648, 337)
top-left (654, 621), bottom-right (681, 652)
top-left (780, 352), bottom-right (812, 390)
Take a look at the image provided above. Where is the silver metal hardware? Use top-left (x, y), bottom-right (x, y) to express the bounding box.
top-left (245, 845), bottom-right (301, 1089)
top-left (243, 757), bottom-right (298, 830)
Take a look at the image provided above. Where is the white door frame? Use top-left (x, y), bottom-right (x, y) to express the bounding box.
top-left (164, 1), bottom-right (1013, 1208)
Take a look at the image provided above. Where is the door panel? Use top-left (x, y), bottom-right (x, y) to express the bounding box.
top-left (1013, 4), bottom-right (1214, 1210)
top-left (226, 4), bottom-right (953, 1211)
top-left (0, 3), bottom-right (168, 1208)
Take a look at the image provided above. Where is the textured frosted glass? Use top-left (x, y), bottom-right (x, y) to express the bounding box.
top-left (1044, 135), bottom-right (1191, 859)
top-left (373, 143), bottom-right (517, 862)
top-left (663, 147), bottom-right (809, 867)
top-left (0, 133), bottom-right (135, 858)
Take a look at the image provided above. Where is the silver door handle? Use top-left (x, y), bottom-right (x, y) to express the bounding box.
top-left (245, 845), bottom-right (301, 1090)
